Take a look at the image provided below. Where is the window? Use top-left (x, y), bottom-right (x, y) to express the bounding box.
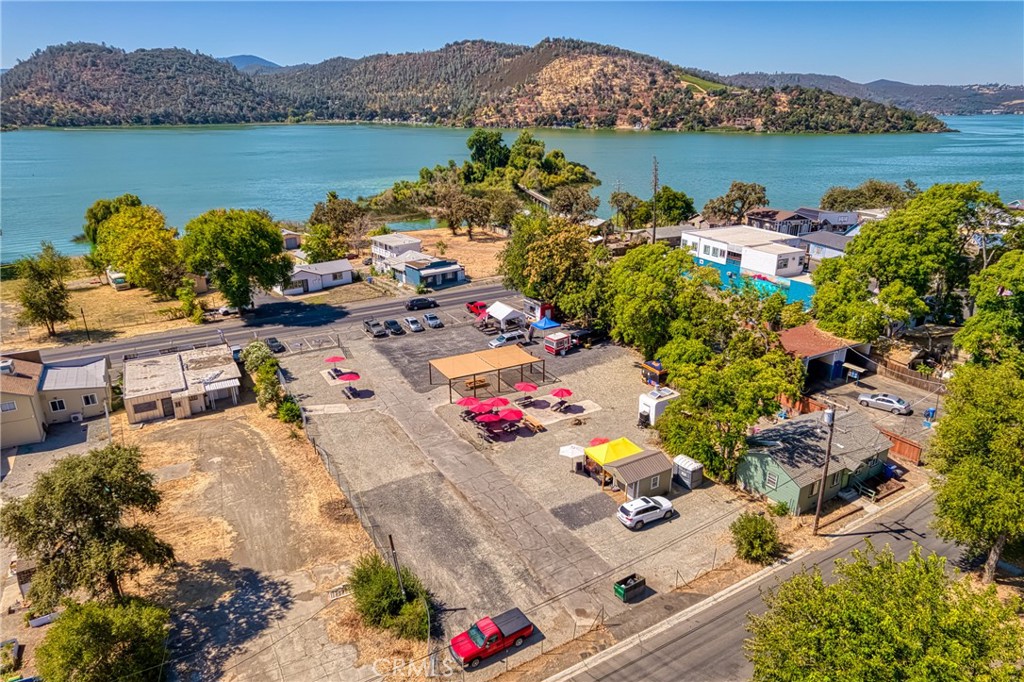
top-left (703, 244), bottom-right (711, 255)
top-left (830, 472), bottom-right (843, 488)
top-left (1, 401), bottom-right (16, 412)
top-left (809, 480), bottom-right (820, 496)
top-left (133, 400), bottom-right (157, 414)
top-left (82, 394), bottom-right (98, 407)
top-left (778, 258), bottom-right (789, 269)
top-left (766, 472), bottom-right (779, 490)
top-left (49, 398), bottom-right (66, 412)
top-left (650, 475), bottom-right (660, 489)
top-left (287, 280), bottom-right (304, 290)
top-left (331, 271), bottom-right (346, 281)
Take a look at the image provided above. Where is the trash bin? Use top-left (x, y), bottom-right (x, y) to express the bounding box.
top-left (613, 573), bottom-right (646, 603)
top-left (924, 407), bottom-right (936, 420)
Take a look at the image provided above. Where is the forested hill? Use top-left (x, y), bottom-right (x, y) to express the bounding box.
top-left (1, 40), bottom-right (949, 133)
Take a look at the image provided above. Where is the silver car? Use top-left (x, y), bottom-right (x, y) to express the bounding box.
top-left (404, 316), bottom-right (424, 332)
top-left (858, 393), bottom-right (912, 415)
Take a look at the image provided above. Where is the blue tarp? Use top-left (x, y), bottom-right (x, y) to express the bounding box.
top-left (531, 317), bottom-right (561, 331)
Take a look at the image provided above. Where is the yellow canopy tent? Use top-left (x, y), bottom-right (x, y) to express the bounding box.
top-left (584, 437), bottom-right (643, 467)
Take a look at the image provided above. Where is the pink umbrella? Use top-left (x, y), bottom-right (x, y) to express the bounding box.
top-left (470, 403), bottom-right (494, 414)
top-left (481, 396), bottom-right (510, 408)
top-left (514, 382), bottom-right (538, 392)
top-left (498, 409), bottom-right (524, 422)
top-left (324, 355), bottom-right (346, 365)
top-left (589, 437), bottom-right (610, 446)
top-left (551, 388), bottom-right (573, 399)
top-left (476, 413), bottom-right (502, 423)
top-left (338, 372), bottom-right (360, 382)
top-left (456, 396), bottom-right (482, 407)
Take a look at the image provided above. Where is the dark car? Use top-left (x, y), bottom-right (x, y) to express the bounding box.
top-left (363, 318), bottom-right (387, 338)
top-left (265, 337), bottom-right (285, 353)
top-left (384, 319), bottom-right (405, 335)
top-left (405, 297), bottom-right (438, 311)
top-left (362, 257), bottom-right (373, 266)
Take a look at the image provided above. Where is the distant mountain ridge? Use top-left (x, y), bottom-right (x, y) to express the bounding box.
top-left (723, 72), bottom-right (1024, 115)
top-left (0, 40), bottom-right (948, 132)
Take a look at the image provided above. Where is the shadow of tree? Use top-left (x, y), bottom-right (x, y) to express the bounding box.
top-left (154, 559), bottom-right (294, 680)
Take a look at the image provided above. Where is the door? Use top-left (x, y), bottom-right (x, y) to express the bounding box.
top-left (160, 397), bottom-right (174, 417)
top-left (627, 482), bottom-right (639, 500)
top-left (301, 279), bottom-right (309, 293)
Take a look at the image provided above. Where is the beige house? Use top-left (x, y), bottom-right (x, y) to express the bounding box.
top-left (123, 344), bottom-right (241, 424)
top-left (0, 352), bottom-right (111, 450)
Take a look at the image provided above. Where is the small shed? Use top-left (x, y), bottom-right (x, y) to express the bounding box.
top-left (604, 450), bottom-right (673, 500)
top-left (672, 455), bottom-right (704, 490)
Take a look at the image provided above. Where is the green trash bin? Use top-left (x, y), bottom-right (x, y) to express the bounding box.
top-left (614, 573), bottom-right (646, 603)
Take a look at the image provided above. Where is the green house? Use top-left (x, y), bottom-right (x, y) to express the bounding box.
top-left (737, 410), bottom-right (890, 514)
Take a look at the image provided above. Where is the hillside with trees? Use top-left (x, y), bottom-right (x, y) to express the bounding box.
top-left (1, 39), bottom-right (948, 133)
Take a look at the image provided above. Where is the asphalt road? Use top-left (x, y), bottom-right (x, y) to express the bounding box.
top-left (555, 493), bottom-right (959, 682)
top-left (37, 281), bottom-right (512, 366)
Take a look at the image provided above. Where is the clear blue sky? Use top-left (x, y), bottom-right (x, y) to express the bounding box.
top-left (2, 1), bottom-right (1022, 84)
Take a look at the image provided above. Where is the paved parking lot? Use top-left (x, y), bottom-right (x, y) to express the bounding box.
top-left (280, 312), bottom-right (752, 675)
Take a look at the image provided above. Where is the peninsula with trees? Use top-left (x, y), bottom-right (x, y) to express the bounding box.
top-left (1, 39), bottom-right (948, 133)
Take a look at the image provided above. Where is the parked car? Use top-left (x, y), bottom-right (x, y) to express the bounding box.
top-left (362, 257), bottom-right (373, 266)
top-left (616, 496), bottom-right (673, 530)
top-left (423, 312), bottom-right (444, 329)
top-left (404, 316), bottom-right (424, 332)
top-left (858, 393), bottom-right (913, 415)
top-left (218, 306), bottom-right (239, 316)
top-left (488, 330), bottom-right (526, 349)
top-left (384, 319), bottom-right (405, 335)
top-left (406, 297), bottom-right (438, 311)
top-left (466, 301), bottom-right (488, 316)
top-left (449, 608), bottom-right (534, 669)
top-left (363, 318), bottom-right (387, 338)
top-left (265, 337), bottom-right (285, 353)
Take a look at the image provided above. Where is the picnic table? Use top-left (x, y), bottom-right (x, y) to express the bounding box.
top-left (523, 415), bottom-right (546, 433)
top-left (465, 377), bottom-right (489, 390)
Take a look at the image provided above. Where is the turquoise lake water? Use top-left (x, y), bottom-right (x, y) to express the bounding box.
top-left (1, 116), bottom-right (1021, 261)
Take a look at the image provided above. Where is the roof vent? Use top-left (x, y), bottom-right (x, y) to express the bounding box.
top-left (0, 359), bottom-right (14, 375)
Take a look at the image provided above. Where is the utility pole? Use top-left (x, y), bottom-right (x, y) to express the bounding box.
top-left (812, 408), bottom-right (836, 536)
top-left (651, 156), bottom-right (659, 244)
top-left (80, 307), bottom-right (91, 342)
top-left (388, 534), bottom-right (407, 598)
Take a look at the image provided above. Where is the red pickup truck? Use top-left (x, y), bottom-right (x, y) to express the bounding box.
top-left (449, 608), bottom-right (534, 669)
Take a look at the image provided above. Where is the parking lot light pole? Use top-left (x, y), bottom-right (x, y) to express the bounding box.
top-left (812, 408), bottom-right (836, 536)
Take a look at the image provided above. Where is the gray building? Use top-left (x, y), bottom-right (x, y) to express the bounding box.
top-left (123, 344), bottom-right (241, 424)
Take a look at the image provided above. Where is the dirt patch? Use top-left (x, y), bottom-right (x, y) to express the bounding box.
top-left (324, 599), bottom-right (426, 679)
top-left (302, 280), bottom-right (388, 306)
top-left (407, 228), bottom-right (506, 279)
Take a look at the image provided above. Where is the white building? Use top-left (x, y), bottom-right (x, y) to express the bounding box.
top-left (679, 225), bottom-right (806, 278)
top-left (371, 234), bottom-right (423, 268)
top-left (275, 259), bottom-right (353, 295)
top-left (123, 344), bottom-right (241, 424)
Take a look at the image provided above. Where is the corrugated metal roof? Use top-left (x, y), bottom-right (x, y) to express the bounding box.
top-left (205, 378), bottom-right (240, 392)
top-left (40, 357), bottom-right (108, 391)
top-left (605, 450), bottom-right (672, 484)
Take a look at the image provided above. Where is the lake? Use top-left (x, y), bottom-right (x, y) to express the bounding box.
top-left (2, 116), bottom-right (1022, 261)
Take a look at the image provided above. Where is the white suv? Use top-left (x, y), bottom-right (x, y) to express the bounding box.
top-left (616, 496), bottom-right (673, 530)
top-left (488, 330), bottom-right (526, 349)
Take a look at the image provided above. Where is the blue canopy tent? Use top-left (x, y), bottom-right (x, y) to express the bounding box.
top-left (531, 317), bottom-right (561, 332)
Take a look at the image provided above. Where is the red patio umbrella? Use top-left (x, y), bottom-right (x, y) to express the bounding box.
top-left (456, 396), bottom-right (482, 407)
top-left (338, 372), bottom-right (360, 383)
top-left (470, 403), bottom-right (494, 414)
top-left (482, 396), bottom-right (511, 408)
top-left (551, 387), bottom-right (573, 399)
top-left (324, 355), bottom-right (346, 365)
top-left (514, 382), bottom-right (538, 392)
top-left (498, 408), bottom-right (524, 421)
top-left (589, 437), bottom-right (610, 446)
top-left (476, 413), bottom-right (502, 423)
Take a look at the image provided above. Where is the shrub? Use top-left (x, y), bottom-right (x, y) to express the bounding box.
top-left (277, 396), bottom-right (301, 424)
top-left (731, 512), bottom-right (782, 565)
top-left (415, 283), bottom-right (429, 295)
top-left (0, 640), bottom-right (19, 675)
top-left (768, 500), bottom-right (791, 517)
top-left (349, 552), bottom-right (430, 640)
top-left (241, 341), bottom-right (275, 374)
top-left (254, 362), bottom-right (282, 409)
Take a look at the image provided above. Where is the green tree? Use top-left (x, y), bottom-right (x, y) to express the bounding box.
top-left (929, 362), bottom-right (1024, 583)
top-left (550, 185), bottom-right (600, 224)
top-left (635, 185), bottom-right (696, 226)
top-left (780, 302), bottom-right (811, 329)
top-left (303, 223), bottom-right (347, 263)
top-left (745, 544), bottom-right (1024, 681)
top-left (240, 340), bottom-right (276, 374)
top-left (955, 250), bottom-right (1024, 363)
top-left (36, 598), bottom-right (170, 682)
top-left (0, 444), bottom-right (174, 611)
top-left (308, 191), bottom-right (365, 238)
top-left (434, 182), bottom-right (473, 236)
top-left (730, 512), bottom-right (782, 564)
top-left (16, 241), bottom-right (75, 336)
top-left (96, 205), bottom-right (183, 298)
top-left (498, 211), bottom-right (549, 295)
top-left (349, 552), bottom-right (430, 641)
top-left (368, 225), bottom-right (394, 237)
top-left (176, 276), bottom-right (203, 324)
top-left (609, 191), bottom-right (644, 230)
top-left (466, 128), bottom-right (510, 171)
top-left (702, 181), bottom-right (769, 224)
top-left (487, 189), bottom-right (523, 228)
top-left (523, 220), bottom-right (594, 307)
top-left (180, 209), bottom-right (293, 309)
top-left (78, 193), bottom-right (142, 247)
top-left (819, 178), bottom-right (916, 212)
